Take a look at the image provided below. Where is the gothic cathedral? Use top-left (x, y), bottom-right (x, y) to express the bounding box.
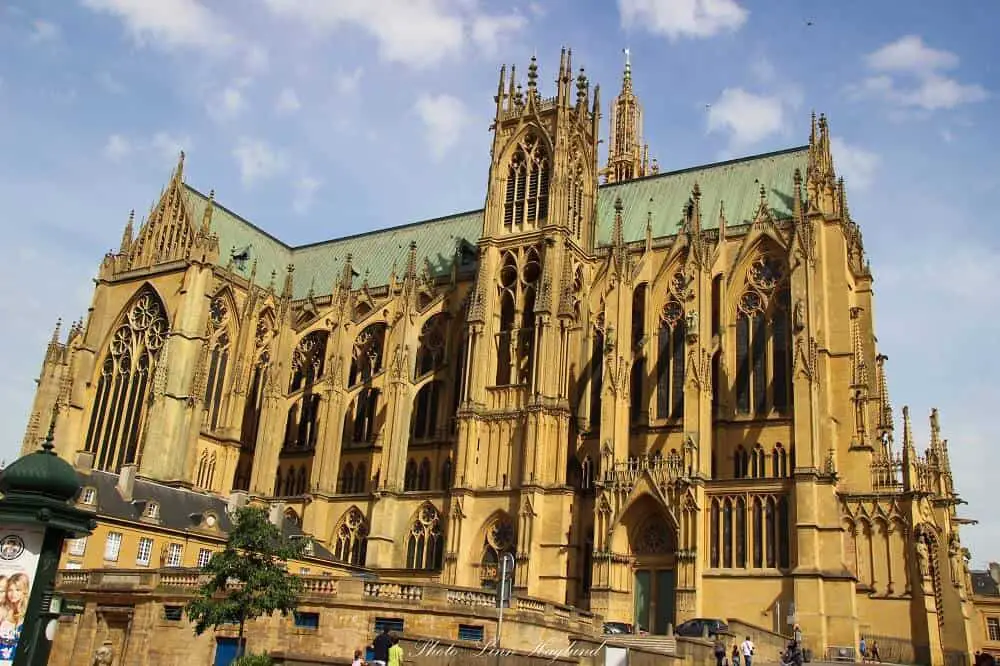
top-left (23, 51), bottom-right (977, 664)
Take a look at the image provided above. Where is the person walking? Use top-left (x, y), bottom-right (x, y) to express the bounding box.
top-left (370, 627), bottom-right (391, 666)
top-left (732, 642), bottom-right (741, 666)
top-left (714, 637), bottom-right (727, 666)
top-left (741, 635), bottom-right (755, 666)
top-left (859, 636), bottom-right (867, 663)
top-left (387, 635), bottom-right (404, 666)
top-left (870, 639), bottom-right (881, 663)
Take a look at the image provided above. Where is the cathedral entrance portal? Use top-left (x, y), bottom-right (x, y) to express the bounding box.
top-left (623, 494), bottom-right (678, 635)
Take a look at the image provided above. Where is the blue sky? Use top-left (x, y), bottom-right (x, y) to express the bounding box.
top-left (0, 1), bottom-right (997, 562)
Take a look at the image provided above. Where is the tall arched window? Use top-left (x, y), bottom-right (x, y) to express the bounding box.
top-left (503, 132), bottom-right (550, 230)
top-left (566, 157), bottom-right (585, 238)
top-left (480, 517), bottom-right (515, 588)
top-left (751, 444), bottom-right (766, 478)
top-left (333, 507), bottom-right (368, 566)
top-left (349, 323), bottom-right (386, 387)
top-left (196, 450), bottom-right (216, 489)
top-left (203, 296), bottom-right (231, 431)
top-left (412, 382), bottom-right (441, 440)
top-left (773, 444), bottom-right (789, 478)
top-left (589, 324), bottom-right (604, 432)
top-left (734, 445), bottom-right (750, 479)
top-left (417, 458), bottom-right (432, 491)
top-left (495, 248), bottom-right (541, 385)
top-left (441, 458), bottom-right (453, 490)
top-left (85, 289), bottom-right (168, 473)
top-left (415, 315), bottom-right (446, 378)
top-left (406, 504), bottom-right (444, 570)
top-left (735, 255), bottom-right (792, 415)
top-left (339, 463), bottom-right (355, 494)
top-left (353, 463), bottom-right (367, 494)
top-left (404, 459), bottom-right (418, 491)
top-left (656, 275), bottom-right (686, 420)
top-left (710, 493), bottom-right (792, 571)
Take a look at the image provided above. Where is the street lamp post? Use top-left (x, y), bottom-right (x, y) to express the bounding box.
top-left (495, 552), bottom-right (515, 662)
top-left (0, 421), bottom-right (95, 666)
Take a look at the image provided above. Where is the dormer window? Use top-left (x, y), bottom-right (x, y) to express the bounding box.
top-left (81, 487), bottom-right (96, 505)
top-left (144, 502), bottom-right (160, 520)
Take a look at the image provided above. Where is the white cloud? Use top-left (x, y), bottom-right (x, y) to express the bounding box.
top-left (95, 71), bottom-right (126, 94)
top-left (851, 36), bottom-right (988, 112)
top-left (208, 78), bottom-right (250, 121)
top-left (81, 0), bottom-right (233, 51)
top-left (261, 1), bottom-right (526, 68)
top-left (232, 137), bottom-right (287, 186)
top-left (335, 67), bottom-right (364, 96)
top-left (618, 0), bottom-right (748, 40)
top-left (867, 35), bottom-right (958, 76)
top-left (293, 175), bottom-right (321, 214)
top-left (471, 13), bottom-right (526, 56)
top-left (29, 19), bottom-right (60, 43)
top-left (830, 137), bottom-right (879, 191)
top-left (104, 134), bottom-right (131, 161)
top-left (414, 93), bottom-right (470, 162)
top-left (706, 88), bottom-right (785, 150)
top-left (275, 88), bottom-right (301, 114)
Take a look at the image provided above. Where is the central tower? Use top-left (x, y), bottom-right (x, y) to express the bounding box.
top-left (444, 50), bottom-right (600, 601)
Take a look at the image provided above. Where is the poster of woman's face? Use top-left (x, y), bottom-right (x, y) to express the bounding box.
top-left (0, 527), bottom-right (43, 666)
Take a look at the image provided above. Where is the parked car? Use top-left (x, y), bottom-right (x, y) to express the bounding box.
top-left (602, 622), bottom-right (648, 635)
top-left (674, 618), bottom-right (729, 638)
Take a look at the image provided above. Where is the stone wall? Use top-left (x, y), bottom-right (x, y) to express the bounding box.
top-left (727, 618), bottom-right (792, 662)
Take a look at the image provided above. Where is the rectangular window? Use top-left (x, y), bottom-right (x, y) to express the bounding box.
top-left (197, 548), bottom-right (212, 568)
top-left (374, 617), bottom-right (404, 634)
top-left (293, 612), bottom-right (320, 629)
top-left (458, 625), bottom-right (484, 642)
top-left (163, 606), bottom-right (184, 621)
top-left (136, 537), bottom-right (154, 566)
top-left (64, 562), bottom-right (82, 570)
top-left (988, 617), bottom-right (1000, 642)
top-left (67, 537), bottom-right (87, 556)
top-left (166, 543), bottom-right (183, 567)
top-left (104, 533), bottom-right (122, 562)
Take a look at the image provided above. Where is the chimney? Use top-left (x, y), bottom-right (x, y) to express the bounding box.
top-left (268, 502), bottom-right (285, 528)
top-left (117, 464), bottom-right (138, 502)
top-left (75, 450), bottom-right (95, 471)
top-left (227, 491), bottom-right (249, 514)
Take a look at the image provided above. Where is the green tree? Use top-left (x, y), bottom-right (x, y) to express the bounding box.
top-left (185, 505), bottom-right (307, 658)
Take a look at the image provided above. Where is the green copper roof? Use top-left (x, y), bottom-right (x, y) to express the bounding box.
top-left (0, 434), bottom-right (81, 502)
top-left (184, 146), bottom-right (808, 300)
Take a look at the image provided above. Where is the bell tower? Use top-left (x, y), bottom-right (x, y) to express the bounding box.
top-left (446, 49), bottom-right (600, 601)
top-left (603, 49), bottom-right (658, 183)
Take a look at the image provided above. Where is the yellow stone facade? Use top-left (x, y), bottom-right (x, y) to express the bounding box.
top-left (23, 51), bottom-right (979, 665)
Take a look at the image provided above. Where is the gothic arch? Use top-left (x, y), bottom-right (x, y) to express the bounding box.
top-left (478, 510), bottom-right (515, 587)
top-left (405, 502), bottom-right (444, 570)
top-left (203, 290), bottom-right (236, 432)
top-left (497, 125), bottom-right (555, 171)
top-left (84, 284), bottom-right (170, 473)
top-left (332, 506), bottom-right (369, 566)
top-left (610, 492), bottom-right (678, 556)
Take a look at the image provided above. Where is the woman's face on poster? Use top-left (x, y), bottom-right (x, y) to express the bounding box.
top-left (7, 579), bottom-right (24, 604)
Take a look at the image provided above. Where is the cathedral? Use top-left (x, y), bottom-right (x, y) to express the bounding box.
top-left (24, 50), bottom-right (979, 664)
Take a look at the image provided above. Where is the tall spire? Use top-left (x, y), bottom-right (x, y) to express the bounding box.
top-left (604, 49), bottom-right (655, 184)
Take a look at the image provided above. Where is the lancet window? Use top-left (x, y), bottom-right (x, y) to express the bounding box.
top-left (333, 507), bottom-right (368, 566)
top-left (503, 132), bottom-right (550, 231)
top-left (415, 315), bottom-right (446, 378)
top-left (735, 255), bottom-right (792, 415)
top-left (495, 248), bottom-right (541, 386)
top-left (412, 382), bottom-right (441, 440)
top-left (284, 393), bottom-right (321, 450)
top-left (203, 296), bottom-right (231, 431)
top-left (656, 274), bottom-right (687, 420)
top-left (349, 389), bottom-right (379, 443)
top-left (196, 450), bottom-right (216, 489)
top-left (566, 156), bottom-right (585, 238)
top-left (708, 494), bottom-right (791, 570)
top-left (589, 321), bottom-right (605, 432)
top-left (630, 284), bottom-right (648, 424)
top-left (240, 313), bottom-right (274, 456)
top-left (480, 516), bottom-right (515, 588)
top-left (406, 504), bottom-right (444, 570)
top-left (339, 463), bottom-right (355, 494)
top-left (85, 289), bottom-right (168, 473)
top-left (290, 331), bottom-right (328, 392)
top-left (349, 323), bottom-right (386, 386)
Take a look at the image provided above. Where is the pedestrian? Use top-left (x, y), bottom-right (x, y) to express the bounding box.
top-left (793, 624), bottom-right (803, 646)
top-left (859, 636), bottom-right (867, 663)
top-left (351, 648), bottom-right (365, 666)
top-left (732, 642), bottom-right (741, 666)
top-left (388, 634), bottom-right (404, 666)
top-left (870, 640), bottom-right (880, 663)
top-left (370, 627), bottom-right (391, 666)
top-left (741, 635), bottom-right (755, 666)
top-left (714, 637), bottom-right (727, 666)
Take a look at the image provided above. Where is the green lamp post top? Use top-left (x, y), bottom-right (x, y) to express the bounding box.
top-left (0, 421), bottom-right (80, 502)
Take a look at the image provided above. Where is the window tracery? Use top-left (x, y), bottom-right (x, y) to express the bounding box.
top-left (709, 493), bottom-right (791, 570)
top-left (495, 248), bottom-right (541, 385)
top-left (406, 504), bottom-right (444, 570)
top-left (415, 315), bottom-right (447, 377)
top-left (349, 324), bottom-right (386, 386)
top-left (503, 132), bottom-right (550, 231)
top-left (333, 507), bottom-right (368, 566)
top-left (85, 289), bottom-right (168, 473)
top-left (203, 296), bottom-right (231, 432)
top-left (656, 273), bottom-right (687, 420)
top-left (290, 331), bottom-right (328, 392)
top-left (480, 516), bottom-right (515, 587)
top-left (566, 156), bottom-right (585, 238)
top-left (735, 255), bottom-right (792, 415)
top-left (196, 450), bottom-right (217, 489)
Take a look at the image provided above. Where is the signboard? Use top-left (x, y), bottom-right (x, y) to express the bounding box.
top-left (0, 526), bottom-right (43, 665)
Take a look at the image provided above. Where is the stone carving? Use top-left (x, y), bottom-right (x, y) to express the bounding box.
top-left (948, 534), bottom-right (962, 585)
top-left (915, 536), bottom-right (930, 579)
top-left (794, 299), bottom-right (805, 331)
top-left (93, 641), bottom-right (115, 665)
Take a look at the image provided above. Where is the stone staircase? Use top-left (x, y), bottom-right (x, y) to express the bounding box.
top-left (603, 634), bottom-right (678, 654)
